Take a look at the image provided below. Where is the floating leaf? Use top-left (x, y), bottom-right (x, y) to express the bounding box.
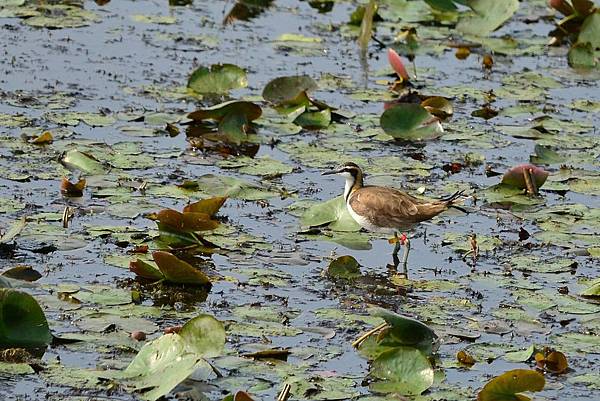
top-left (421, 96), bottom-right (453, 119)
top-left (424, 0), bottom-right (459, 12)
top-left (535, 350), bottom-right (568, 374)
top-left (457, 0), bottom-right (519, 36)
top-left (327, 255), bottom-right (361, 279)
top-left (380, 103), bottom-right (443, 141)
top-left (30, 131), bottom-right (53, 144)
top-left (457, 349), bottom-right (476, 365)
top-left (0, 217), bottom-right (26, 244)
top-left (188, 101), bottom-right (261, 145)
top-left (501, 164), bottom-right (549, 190)
top-left (300, 196), bottom-right (360, 232)
top-left (155, 209), bottom-right (219, 232)
top-left (369, 346), bottom-right (434, 395)
top-left (120, 314), bottom-right (224, 400)
top-left (293, 108), bottom-right (331, 129)
top-left (187, 64), bottom-right (247, 94)
top-left (262, 75), bottom-right (317, 106)
top-left (371, 307), bottom-right (438, 355)
top-left (0, 289), bottom-right (52, 348)
top-left (477, 369), bottom-right (545, 401)
top-left (183, 197), bottom-right (227, 217)
top-left (129, 259), bottom-right (164, 281)
top-left (61, 149), bottom-right (106, 175)
top-left (581, 281), bottom-right (600, 298)
top-left (152, 251), bottom-right (211, 286)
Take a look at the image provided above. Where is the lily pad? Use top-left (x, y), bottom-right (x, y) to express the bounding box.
top-left (380, 104), bottom-right (443, 141)
top-left (369, 346), bottom-right (435, 395)
top-left (477, 369), bottom-right (545, 401)
top-left (300, 196), bottom-right (360, 232)
top-left (0, 288), bottom-right (52, 348)
top-left (457, 0), bottom-right (519, 36)
top-left (327, 255), bottom-right (361, 279)
top-left (187, 64), bottom-right (248, 94)
top-left (262, 75), bottom-right (317, 106)
top-left (120, 314), bottom-right (224, 400)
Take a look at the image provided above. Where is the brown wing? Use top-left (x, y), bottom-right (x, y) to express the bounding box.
top-left (349, 186), bottom-right (451, 229)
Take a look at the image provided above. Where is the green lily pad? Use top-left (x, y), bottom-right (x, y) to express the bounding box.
top-left (262, 75), bottom-right (317, 106)
top-left (187, 64), bottom-right (248, 94)
top-left (62, 149), bottom-right (106, 175)
top-left (293, 108), bottom-right (331, 129)
top-left (477, 369), bottom-right (545, 401)
top-left (327, 255), bottom-right (361, 279)
top-left (120, 314), bottom-right (224, 400)
top-left (380, 104), bottom-right (443, 141)
top-left (457, 0), bottom-right (519, 36)
top-left (371, 307), bottom-right (438, 355)
top-left (369, 346), bottom-right (434, 395)
top-left (300, 196), bottom-right (360, 232)
top-left (0, 288), bottom-right (52, 348)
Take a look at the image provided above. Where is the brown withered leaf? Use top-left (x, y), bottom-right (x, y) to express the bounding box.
top-left (457, 350), bottom-right (476, 366)
top-left (183, 197), bottom-right (227, 217)
top-left (155, 209), bottom-right (219, 232)
top-left (152, 251), bottom-right (211, 285)
top-left (31, 131), bottom-right (53, 145)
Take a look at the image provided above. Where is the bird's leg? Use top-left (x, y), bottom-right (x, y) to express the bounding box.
top-left (401, 235), bottom-right (411, 276)
top-left (392, 232), bottom-right (402, 256)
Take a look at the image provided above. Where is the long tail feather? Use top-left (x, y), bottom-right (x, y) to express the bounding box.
top-left (442, 190), bottom-right (468, 214)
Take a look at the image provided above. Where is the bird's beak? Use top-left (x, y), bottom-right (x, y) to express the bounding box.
top-left (321, 169), bottom-right (340, 176)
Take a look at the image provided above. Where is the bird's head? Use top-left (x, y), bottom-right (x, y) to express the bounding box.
top-left (322, 162), bottom-right (363, 180)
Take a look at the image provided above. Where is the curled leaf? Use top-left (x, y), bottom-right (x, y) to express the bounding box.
top-left (183, 197), bottom-right (227, 217)
top-left (152, 251), bottom-right (211, 286)
top-left (30, 131), bottom-right (53, 144)
top-left (477, 369), bottom-right (545, 401)
top-left (421, 96), bottom-right (453, 119)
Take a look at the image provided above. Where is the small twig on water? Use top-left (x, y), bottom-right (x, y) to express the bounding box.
top-left (277, 383), bottom-right (292, 401)
top-left (62, 206), bottom-right (73, 228)
top-left (351, 322), bottom-right (388, 348)
top-left (522, 168), bottom-right (538, 195)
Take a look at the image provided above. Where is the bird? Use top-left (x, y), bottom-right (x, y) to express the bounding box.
top-left (322, 162), bottom-right (465, 272)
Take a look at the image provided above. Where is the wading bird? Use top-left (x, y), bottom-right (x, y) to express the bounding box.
top-left (322, 162), bottom-right (464, 272)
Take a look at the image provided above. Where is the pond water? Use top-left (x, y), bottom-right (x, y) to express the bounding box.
top-left (0, 0), bottom-right (599, 400)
